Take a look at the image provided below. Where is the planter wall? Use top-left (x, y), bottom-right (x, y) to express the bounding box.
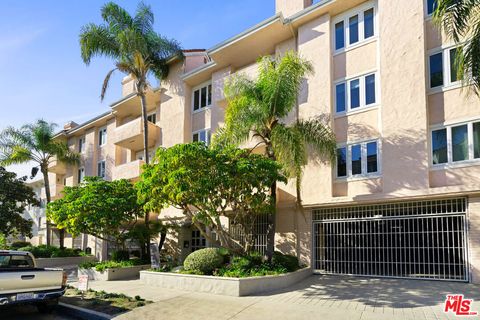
top-left (140, 267), bottom-right (312, 296)
top-left (36, 256), bottom-right (96, 268)
top-left (79, 265), bottom-right (150, 281)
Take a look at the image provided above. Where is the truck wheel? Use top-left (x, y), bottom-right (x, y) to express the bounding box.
top-left (37, 299), bottom-right (58, 314)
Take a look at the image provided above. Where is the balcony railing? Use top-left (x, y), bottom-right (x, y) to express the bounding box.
top-left (112, 160), bottom-right (145, 181)
top-left (48, 158), bottom-right (67, 174)
top-left (112, 117), bottom-right (160, 151)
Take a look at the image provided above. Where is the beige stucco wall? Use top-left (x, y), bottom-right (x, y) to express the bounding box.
top-left (275, 0), bottom-right (312, 18)
top-left (333, 41), bottom-right (377, 80)
top-left (428, 89), bottom-right (480, 125)
top-left (334, 108), bottom-right (380, 143)
top-left (469, 197), bottom-right (480, 283)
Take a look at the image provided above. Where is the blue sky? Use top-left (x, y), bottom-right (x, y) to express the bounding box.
top-left (0, 0), bottom-right (274, 177)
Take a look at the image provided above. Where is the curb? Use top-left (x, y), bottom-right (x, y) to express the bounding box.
top-left (57, 302), bottom-right (113, 320)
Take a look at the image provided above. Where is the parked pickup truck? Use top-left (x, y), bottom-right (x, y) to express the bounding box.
top-left (0, 250), bottom-right (67, 313)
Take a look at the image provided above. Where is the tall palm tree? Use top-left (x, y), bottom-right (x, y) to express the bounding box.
top-left (434, 0), bottom-right (480, 94)
top-left (215, 51), bottom-right (337, 261)
top-left (79, 2), bottom-right (182, 257)
top-left (0, 120), bottom-right (80, 247)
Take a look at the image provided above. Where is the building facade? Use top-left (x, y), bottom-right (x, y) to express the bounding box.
top-left (49, 0), bottom-right (480, 283)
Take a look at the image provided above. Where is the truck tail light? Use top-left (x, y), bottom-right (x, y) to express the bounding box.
top-left (62, 271), bottom-right (68, 286)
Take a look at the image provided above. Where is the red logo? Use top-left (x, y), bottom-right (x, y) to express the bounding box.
top-left (444, 294), bottom-right (478, 316)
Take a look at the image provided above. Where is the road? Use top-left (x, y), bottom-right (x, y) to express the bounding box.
top-left (2, 305), bottom-right (77, 320)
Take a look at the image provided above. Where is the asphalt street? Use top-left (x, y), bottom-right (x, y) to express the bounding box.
top-left (1, 304), bottom-right (77, 320)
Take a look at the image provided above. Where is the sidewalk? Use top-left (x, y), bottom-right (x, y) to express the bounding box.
top-left (70, 276), bottom-right (480, 320)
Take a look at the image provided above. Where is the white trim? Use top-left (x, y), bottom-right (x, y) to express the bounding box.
top-left (424, 0), bottom-right (437, 18)
top-left (427, 45), bottom-right (462, 92)
top-left (332, 1), bottom-right (377, 54)
top-left (78, 136), bottom-right (86, 154)
top-left (192, 128), bottom-right (212, 145)
top-left (77, 167), bottom-right (85, 184)
top-left (334, 71), bottom-right (378, 115)
top-left (192, 81), bottom-right (213, 114)
top-left (97, 160), bottom-right (106, 179)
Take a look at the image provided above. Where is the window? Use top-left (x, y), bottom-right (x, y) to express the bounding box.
top-left (147, 113), bottom-right (156, 124)
top-left (336, 140), bottom-right (380, 178)
top-left (427, 0), bottom-right (437, 15)
top-left (432, 129), bottom-right (447, 164)
top-left (193, 129), bottom-right (211, 146)
top-left (191, 229), bottom-right (206, 252)
top-left (97, 160), bottom-right (106, 179)
top-left (429, 52), bottom-right (443, 88)
top-left (334, 5), bottom-right (376, 52)
top-left (429, 47), bottom-right (461, 89)
top-left (78, 136), bottom-right (85, 153)
top-left (335, 21), bottom-right (345, 50)
top-left (431, 120), bottom-right (480, 166)
top-left (193, 83), bottom-right (212, 111)
top-left (335, 72), bottom-right (377, 114)
top-left (335, 83), bottom-right (346, 113)
top-left (135, 150), bottom-right (154, 161)
top-left (77, 168), bottom-right (85, 184)
top-left (98, 127), bottom-right (107, 146)
top-left (337, 147), bottom-right (347, 177)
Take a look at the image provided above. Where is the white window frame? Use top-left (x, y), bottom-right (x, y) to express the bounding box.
top-left (192, 81), bottom-right (212, 113)
top-left (77, 167), bottom-right (85, 184)
top-left (97, 160), bottom-right (106, 179)
top-left (78, 136), bottom-right (86, 153)
top-left (192, 128), bottom-right (211, 146)
top-left (146, 111), bottom-right (157, 124)
top-left (425, 0), bottom-right (437, 18)
top-left (430, 119), bottom-right (480, 169)
top-left (335, 71), bottom-right (379, 116)
top-left (332, 1), bottom-right (378, 55)
top-left (98, 127), bottom-right (107, 147)
top-left (336, 139), bottom-right (381, 180)
top-left (428, 45), bottom-right (462, 92)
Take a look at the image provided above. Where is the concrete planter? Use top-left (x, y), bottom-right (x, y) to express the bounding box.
top-left (79, 265), bottom-right (150, 281)
top-left (36, 256), bottom-right (96, 268)
top-left (140, 267), bottom-right (312, 296)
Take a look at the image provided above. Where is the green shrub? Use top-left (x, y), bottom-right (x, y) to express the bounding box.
top-left (10, 241), bottom-right (31, 250)
top-left (80, 258), bottom-right (148, 272)
top-left (0, 234), bottom-right (7, 250)
top-left (272, 251), bottom-right (299, 272)
top-left (17, 245), bottom-right (84, 258)
top-left (183, 248), bottom-right (224, 275)
top-left (111, 250), bottom-right (130, 262)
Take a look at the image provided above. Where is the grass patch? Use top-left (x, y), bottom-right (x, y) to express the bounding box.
top-left (61, 287), bottom-right (152, 316)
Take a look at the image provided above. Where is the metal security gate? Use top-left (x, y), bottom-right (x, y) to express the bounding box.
top-left (313, 199), bottom-right (469, 281)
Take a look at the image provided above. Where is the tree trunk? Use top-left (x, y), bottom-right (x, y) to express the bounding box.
top-left (265, 181), bottom-right (277, 262)
top-left (41, 165), bottom-right (51, 246)
top-left (59, 229), bottom-right (65, 249)
top-left (138, 88), bottom-right (151, 259)
top-left (158, 231), bottom-right (167, 252)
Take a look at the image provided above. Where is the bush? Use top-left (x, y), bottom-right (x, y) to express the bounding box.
top-left (80, 258), bottom-right (148, 272)
top-left (183, 248), bottom-right (224, 275)
top-left (10, 241), bottom-right (31, 250)
top-left (0, 234), bottom-right (7, 250)
top-left (111, 250), bottom-right (130, 262)
top-left (272, 251), bottom-right (299, 272)
top-left (17, 245), bottom-right (85, 258)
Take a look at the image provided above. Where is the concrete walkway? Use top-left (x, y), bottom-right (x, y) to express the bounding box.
top-left (71, 275), bottom-right (480, 320)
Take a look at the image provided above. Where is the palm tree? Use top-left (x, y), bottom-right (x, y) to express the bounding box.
top-left (215, 51), bottom-right (337, 261)
top-left (434, 0), bottom-right (480, 94)
top-left (79, 2), bottom-right (182, 257)
top-left (0, 120), bottom-right (80, 247)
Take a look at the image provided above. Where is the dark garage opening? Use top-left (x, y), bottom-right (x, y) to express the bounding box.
top-left (313, 198), bottom-right (468, 281)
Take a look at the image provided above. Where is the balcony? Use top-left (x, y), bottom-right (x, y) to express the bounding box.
top-left (41, 184), bottom-right (65, 200)
top-left (48, 158), bottom-right (67, 174)
top-left (112, 160), bottom-right (145, 181)
top-left (113, 117), bottom-right (160, 151)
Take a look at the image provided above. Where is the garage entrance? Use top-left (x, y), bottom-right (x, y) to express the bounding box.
top-left (313, 198), bottom-right (469, 281)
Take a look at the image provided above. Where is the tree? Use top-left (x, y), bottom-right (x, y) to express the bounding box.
top-left (0, 167), bottom-right (38, 238)
top-left (80, 2), bottom-right (182, 255)
top-left (434, 0), bottom-right (480, 94)
top-left (0, 120), bottom-right (80, 247)
top-left (214, 51), bottom-right (337, 260)
top-left (137, 143), bottom-right (286, 254)
top-left (47, 177), bottom-right (142, 250)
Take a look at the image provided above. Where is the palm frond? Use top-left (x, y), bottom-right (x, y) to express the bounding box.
top-left (294, 117), bottom-right (337, 162)
top-left (0, 145), bottom-right (33, 166)
top-left (101, 68), bottom-right (118, 101)
top-left (79, 23), bottom-right (120, 65)
top-left (134, 1), bottom-right (154, 34)
top-left (101, 2), bottom-right (134, 33)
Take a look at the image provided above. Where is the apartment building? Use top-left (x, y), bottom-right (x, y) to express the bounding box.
top-left (49, 0), bottom-right (480, 283)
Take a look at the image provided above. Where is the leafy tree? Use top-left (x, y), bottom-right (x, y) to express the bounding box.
top-left (137, 143), bottom-right (286, 254)
top-left (47, 177), bottom-right (142, 249)
top-left (214, 51), bottom-right (336, 260)
top-left (0, 167), bottom-right (38, 238)
top-left (80, 2), bottom-right (182, 256)
top-left (434, 0), bottom-right (480, 94)
top-left (0, 120), bottom-right (80, 247)
top-left (0, 233), bottom-right (7, 250)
